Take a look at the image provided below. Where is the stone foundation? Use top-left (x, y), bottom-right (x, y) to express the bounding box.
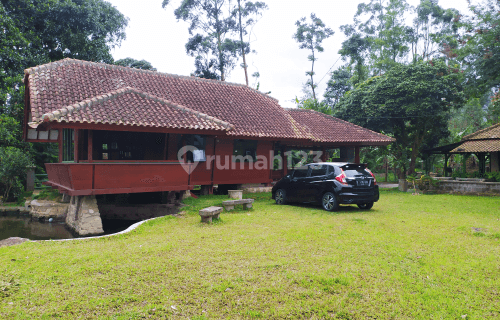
top-left (237, 183), bottom-right (272, 193)
top-left (29, 200), bottom-right (69, 222)
top-left (66, 195), bottom-right (104, 236)
top-left (436, 180), bottom-right (500, 196)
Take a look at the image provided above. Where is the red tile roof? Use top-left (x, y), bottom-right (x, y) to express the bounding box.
top-left (25, 58), bottom-right (392, 144)
top-left (29, 87), bottom-right (232, 132)
top-left (286, 109), bottom-right (394, 144)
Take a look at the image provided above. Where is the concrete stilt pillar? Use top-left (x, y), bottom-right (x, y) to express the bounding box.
top-left (200, 185), bottom-right (213, 195)
top-left (62, 194), bottom-right (71, 203)
top-left (66, 195), bottom-right (104, 236)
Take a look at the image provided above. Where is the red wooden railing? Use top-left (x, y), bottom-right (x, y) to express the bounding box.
top-left (44, 162), bottom-right (193, 196)
top-left (271, 170), bottom-right (285, 181)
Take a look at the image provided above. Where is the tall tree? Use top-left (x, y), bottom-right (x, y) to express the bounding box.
top-left (335, 60), bottom-right (465, 177)
top-left (293, 13), bottom-right (334, 101)
top-left (410, 0), bottom-right (459, 62)
top-left (458, 0), bottom-right (500, 98)
top-left (1, 0), bottom-right (128, 113)
top-left (323, 66), bottom-right (352, 109)
top-left (163, 0), bottom-right (242, 81)
top-left (340, 0), bottom-right (412, 75)
top-left (235, 0), bottom-right (267, 85)
top-left (0, 0), bottom-right (128, 181)
top-left (115, 58), bottom-right (157, 71)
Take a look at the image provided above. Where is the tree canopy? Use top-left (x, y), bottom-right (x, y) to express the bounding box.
top-left (1, 0), bottom-right (128, 113)
top-left (115, 58), bottom-right (157, 71)
top-left (0, 0), bottom-right (129, 200)
top-left (335, 60), bottom-right (465, 177)
top-left (293, 13), bottom-right (334, 101)
top-left (163, 0), bottom-right (266, 81)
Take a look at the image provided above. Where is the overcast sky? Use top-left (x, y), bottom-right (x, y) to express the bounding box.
top-left (107, 0), bottom-right (472, 108)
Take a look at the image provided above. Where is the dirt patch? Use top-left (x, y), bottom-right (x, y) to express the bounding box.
top-left (0, 237), bottom-right (30, 248)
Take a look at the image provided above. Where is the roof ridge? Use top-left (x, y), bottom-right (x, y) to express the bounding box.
top-left (24, 58), bottom-right (280, 103)
top-left (462, 122), bottom-right (500, 141)
top-left (283, 111), bottom-right (317, 141)
top-left (35, 87), bottom-right (234, 131)
top-left (286, 108), bottom-right (394, 141)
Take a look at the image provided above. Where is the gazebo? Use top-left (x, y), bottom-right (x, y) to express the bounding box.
top-left (425, 123), bottom-right (500, 176)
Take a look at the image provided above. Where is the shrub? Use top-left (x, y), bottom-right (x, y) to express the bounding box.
top-left (484, 172), bottom-right (500, 182)
top-left (0, 147), bottom-right (33, 202)
top-left (415, 175), bottom-right (440, 192)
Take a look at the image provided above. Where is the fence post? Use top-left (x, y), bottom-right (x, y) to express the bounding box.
top-left (26, 166), bottom-right (36, 192)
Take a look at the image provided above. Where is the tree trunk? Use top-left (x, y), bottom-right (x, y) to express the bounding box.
top-left (408, 130), bottom-right (424, 176)
top-left (310, 48), bottom-right (316, 100)
top-left (237, 0), bottom-right (249, 86)
top-left (385, 156), bottom-right (388, 182)
top-left (214, 0), bottom-right (225, 81)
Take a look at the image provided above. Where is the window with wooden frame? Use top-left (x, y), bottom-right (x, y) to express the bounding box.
top-left (62, 129), bottom-right (74, 162)
top-left (233, 139), bottom-right (258, 162)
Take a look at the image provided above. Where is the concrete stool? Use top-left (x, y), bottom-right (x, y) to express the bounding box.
top-left (228, 190), bottom-right (243, 200)
top-left (199, 206), bottom-right (223, 223)
top-left (222, 199), bottom-right (254, 211)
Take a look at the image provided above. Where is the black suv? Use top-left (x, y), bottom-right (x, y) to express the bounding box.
top-left (272, 162), bottom-right (379, 211)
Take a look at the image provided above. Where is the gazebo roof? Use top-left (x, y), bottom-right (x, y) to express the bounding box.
top-left (425, 123), bottom-right (500, 154)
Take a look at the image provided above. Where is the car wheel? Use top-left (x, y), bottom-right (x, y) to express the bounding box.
top-left (357, 202), bottom-right (374, 210)
top-left (322, 192), bottom-right (338, 212)
top-left (275, 189), bottom-right (287, 205)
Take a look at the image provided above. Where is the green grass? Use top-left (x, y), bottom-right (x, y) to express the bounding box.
top-left (1, 190), bottom-right (499, 319)
top-left (32, 189), bottom-right (62, 202)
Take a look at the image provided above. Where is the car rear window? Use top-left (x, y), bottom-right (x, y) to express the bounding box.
top-left (310, 164), bottom-right (329, 177)
top-left (341, 164), bottom-right (368, 177)
top-left (293, 166), bottom-right (309, 178)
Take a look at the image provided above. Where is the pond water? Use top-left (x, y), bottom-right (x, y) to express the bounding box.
top-left (0, 214), bottom-right (139, 241)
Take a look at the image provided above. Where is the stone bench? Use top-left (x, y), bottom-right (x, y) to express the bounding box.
top-left (199, 206), bottom-right (223, 223)
top-left (222, 199), bottom-right (254, 211)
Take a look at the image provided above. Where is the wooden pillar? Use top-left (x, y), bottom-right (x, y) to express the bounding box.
top-left (88, 130), bottom-right (93, 163)
top-left (163, 133), bottom-right (169, 160)
top-left (443, 153), bottom-right (449, 177)
top-left (355, 146), bottom-right (360, 164)
top-left (210, 137), bottom-right (217, 185)
top-left (491, 152), bottom-right (499, 172)
top-left (58, 129), bottom-right (63, 163)
top-left (182, 135), bottom-right (187, 163)
top-left (283, 147), bottom-right (288, 177)
top-left (385, 156), bottom-right (389, 182)
top-left (478, 153), bottom-right (486, 175)
top-left (74, 129), bottom-right (79, 163)
top-left (321, 146), bottom-right (326, 162)
top-left (462, 153), bottom-right (470, 174)
top-left (167, 134), bottom-right (178, 160)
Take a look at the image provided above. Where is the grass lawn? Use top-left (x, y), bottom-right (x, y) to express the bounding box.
top-left (1, 190), bottom-right (499, 319)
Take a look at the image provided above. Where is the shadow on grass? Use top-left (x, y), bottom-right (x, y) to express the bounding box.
top-left (289, 202), bottom-right (378, 214)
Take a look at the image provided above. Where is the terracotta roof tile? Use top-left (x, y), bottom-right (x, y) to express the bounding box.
top-left (29, 87), bottom-right (232, 131)
top-left (451, 140), bottom-right (500, 153)
top-left (25, 58), bottom-right (302, 139)
top-left (286, 109), bottom-right (393, 144)
top-left (462, 123), bottom-right (500, 141)
top-left (25, 58), bottom-right (391, 144)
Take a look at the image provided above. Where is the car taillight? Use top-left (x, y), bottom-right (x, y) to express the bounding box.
top-left (335, 169), bottom-right (348, 185)
top-left (365, 168), bottom-right (377, 185)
